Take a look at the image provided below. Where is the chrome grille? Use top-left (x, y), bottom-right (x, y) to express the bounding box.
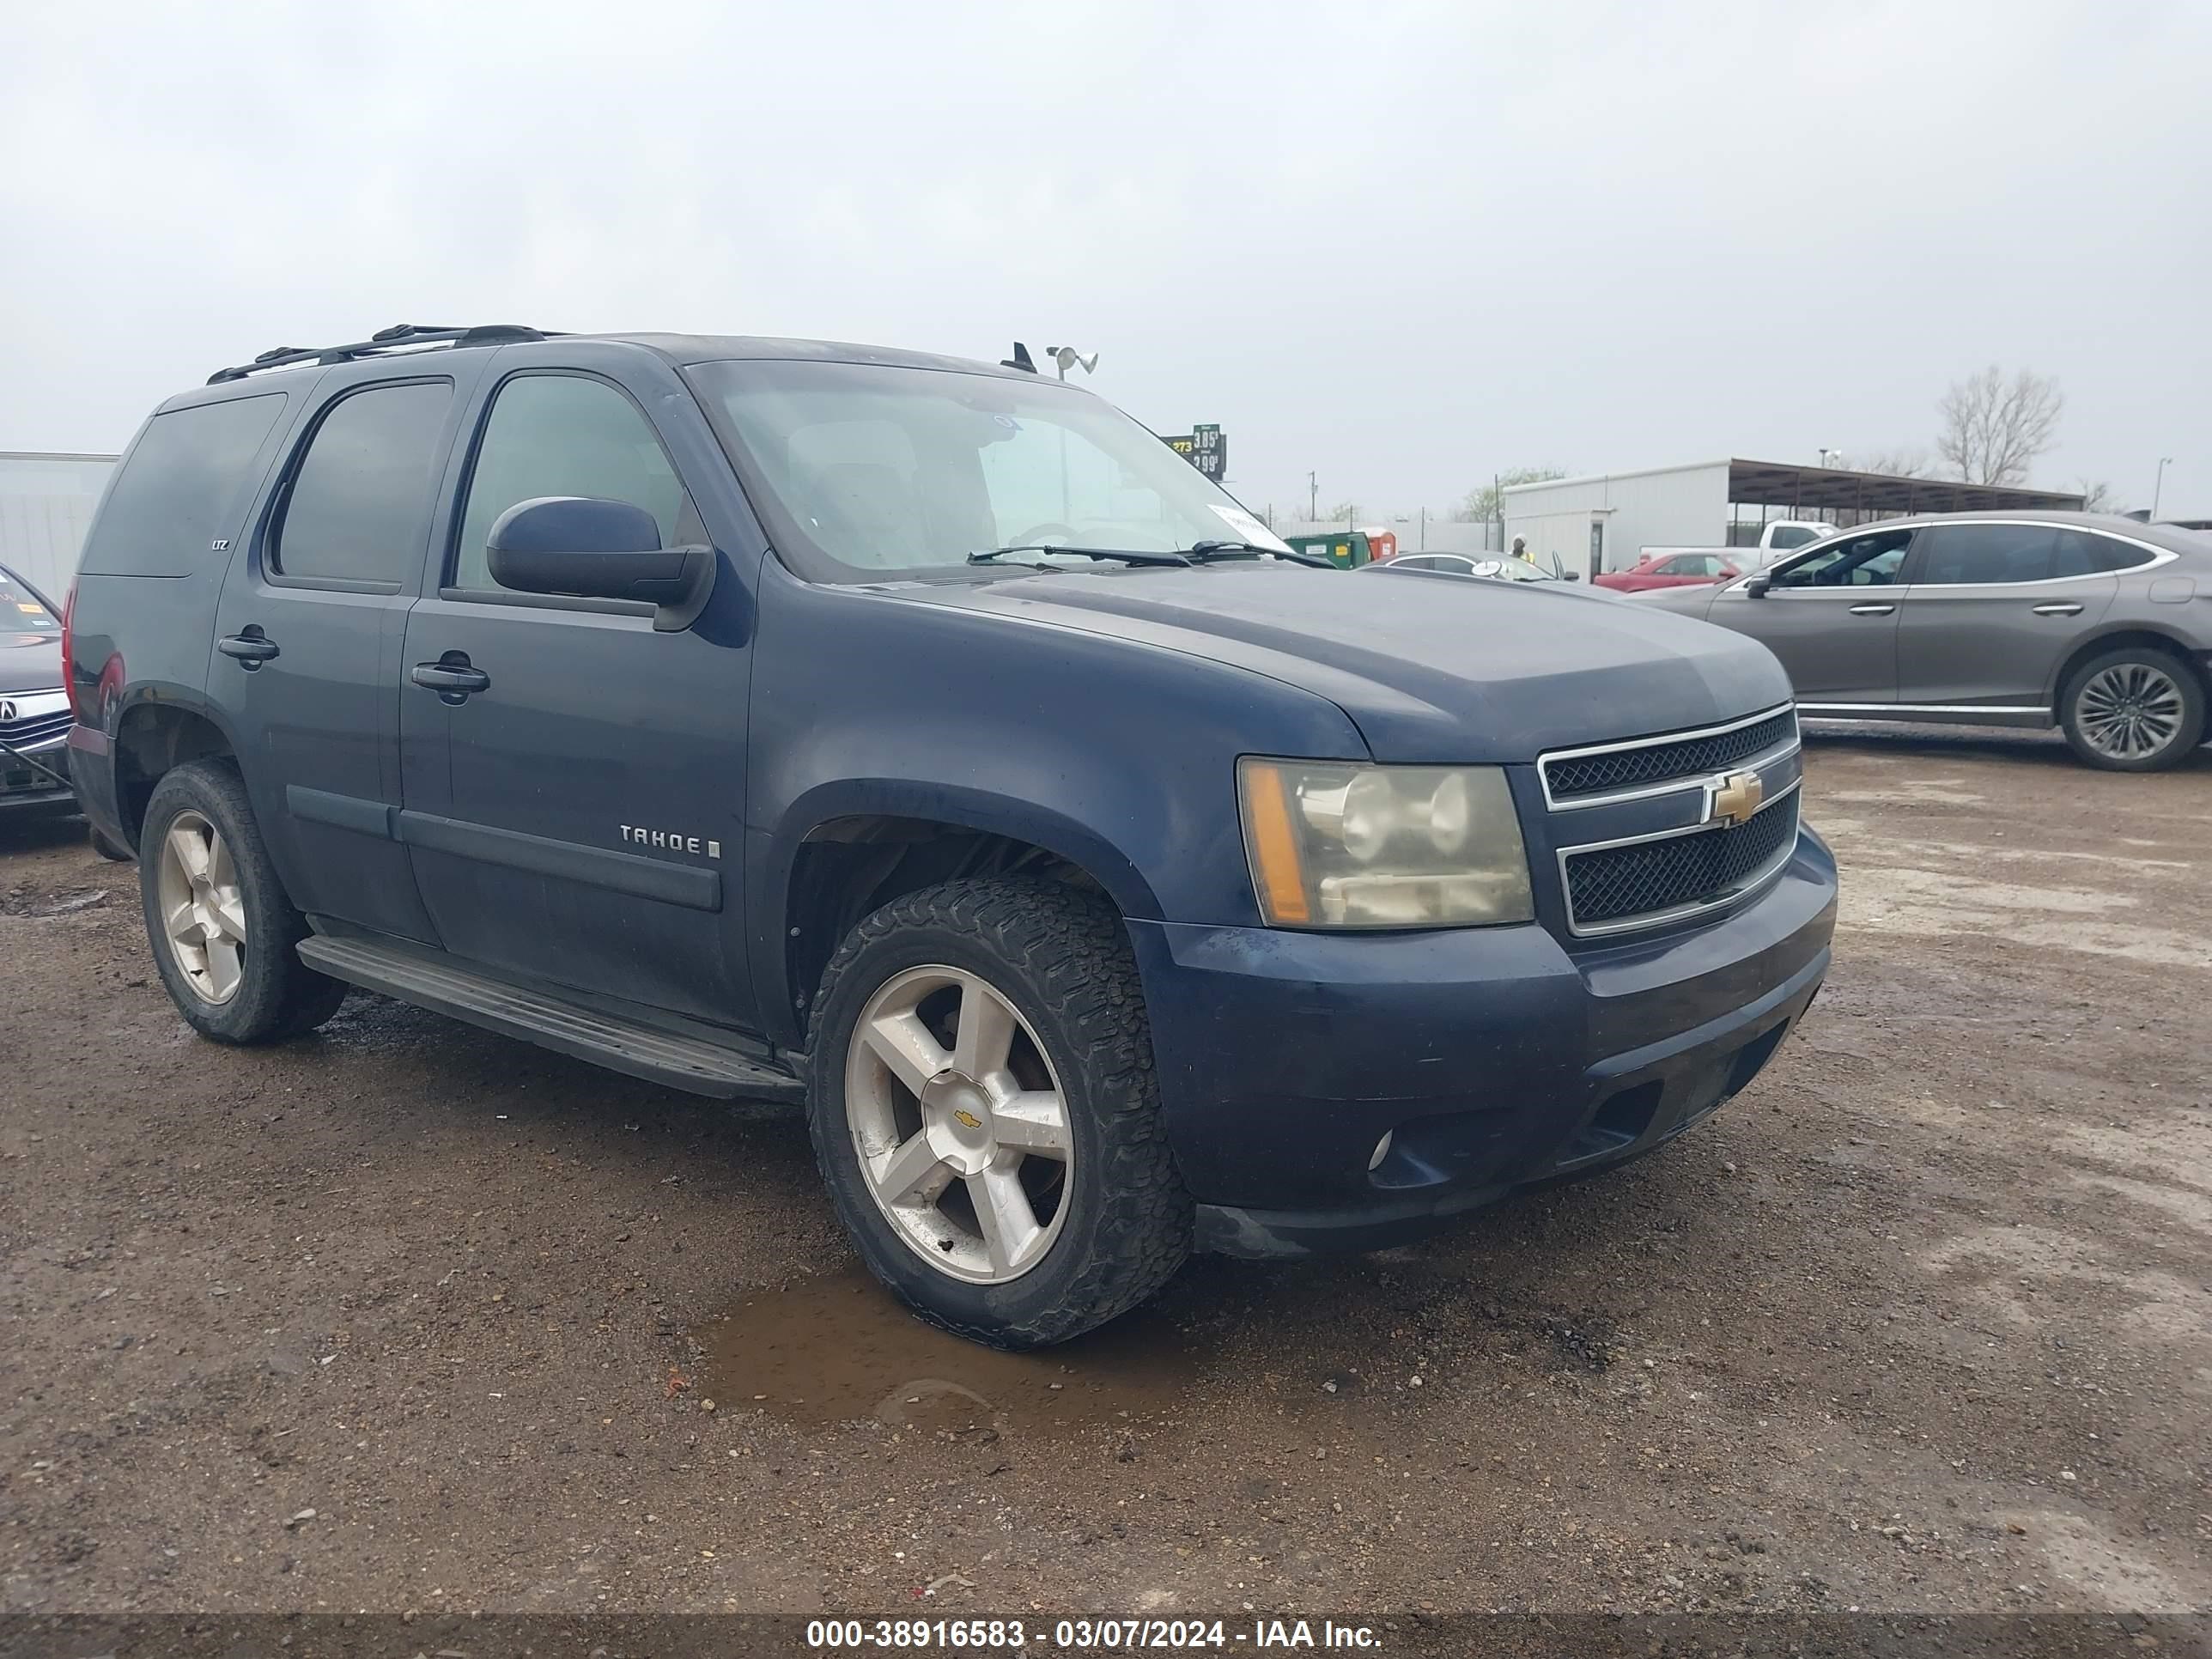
top-left (0, 709), bottom-right (70, 750)
top-left (1564, 791), bottom-right (1800, 933)
top-left (1539, 702), bottom-right (1805, 938)
top-left (1542, 706), bottom-right (1797, 806)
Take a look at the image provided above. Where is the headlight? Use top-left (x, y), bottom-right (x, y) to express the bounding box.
top-left (1237, 758), bottom-right (1534, 929)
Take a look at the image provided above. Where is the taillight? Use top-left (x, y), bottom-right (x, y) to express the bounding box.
top-left (60, 580), bottom-right (82, 721)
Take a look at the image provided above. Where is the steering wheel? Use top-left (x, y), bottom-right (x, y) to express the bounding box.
top-left (1005, 522), bottom-right (1080, 550)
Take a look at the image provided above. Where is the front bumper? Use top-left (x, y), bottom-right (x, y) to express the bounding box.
top-left (0, 733), bottom-right (76, 815)
top-left (1127, 827), bottom-right (1837, 1258)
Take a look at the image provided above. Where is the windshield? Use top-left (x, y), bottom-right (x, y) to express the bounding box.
top-left (0, 570), bottom-right (58, 629)
top-left (688, 359), bottom-right (1288, 580)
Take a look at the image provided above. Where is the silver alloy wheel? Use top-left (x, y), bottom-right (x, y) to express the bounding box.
top-left (2077, 663), bottom-right (2185, 761)
top-left (844, 963), bottom-right (1074, 1285)
top-left (155, 810), bottom-right (247, 1005)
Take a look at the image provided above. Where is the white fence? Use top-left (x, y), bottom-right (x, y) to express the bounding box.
top-left (1, 453), bottom-right (117, 600)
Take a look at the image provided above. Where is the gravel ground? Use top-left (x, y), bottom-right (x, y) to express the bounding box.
top-left (2, 726), bottom-right (2208, 1619)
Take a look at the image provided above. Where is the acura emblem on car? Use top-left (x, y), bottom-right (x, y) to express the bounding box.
top-left (0, 700), bottom-right (15, 722)
top-left (1711, 770), bottom-right (1765, 826)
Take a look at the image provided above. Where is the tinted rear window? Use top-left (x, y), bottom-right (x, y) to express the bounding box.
top-left (2051, 527), bottom-right (2154, 575)
top-left (1911, 522), bottom-right (2149, 584)
top-left (77, 393), bottom-right (289, 576)
top-left (271, 381), bottom-right (453, 586)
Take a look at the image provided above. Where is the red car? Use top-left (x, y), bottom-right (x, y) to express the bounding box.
top-left (1592, 550), bottom-right (1742, 592)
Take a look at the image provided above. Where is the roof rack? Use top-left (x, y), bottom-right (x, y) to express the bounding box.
top-left (206, 323), bottom-right (555, 385)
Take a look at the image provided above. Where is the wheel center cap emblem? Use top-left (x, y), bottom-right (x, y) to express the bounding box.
top-left (952, 1109), bottom-right (984, 1130)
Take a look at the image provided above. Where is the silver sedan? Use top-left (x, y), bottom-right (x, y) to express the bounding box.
top-left (1630, 513), bottom-right (2211, 771)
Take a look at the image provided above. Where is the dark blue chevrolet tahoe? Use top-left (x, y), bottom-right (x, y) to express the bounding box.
top-left (64, 325), bottom-right (1837, 1347)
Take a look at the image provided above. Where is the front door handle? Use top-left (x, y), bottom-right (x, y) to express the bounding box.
top-left (410, 655), bottom-right (490, 702)
top-left (217, 629), bottom-right (280, 666)
top-left (1846, 602), bottom-right (1896, 616)
top-left (2032, 601), bottom-right (2085, 617)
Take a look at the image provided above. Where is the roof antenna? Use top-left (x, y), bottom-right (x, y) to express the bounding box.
top-left (1000, 342), bottom-right (1037, 374)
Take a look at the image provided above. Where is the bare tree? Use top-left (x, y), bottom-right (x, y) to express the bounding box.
top-left (1936, 367), bottom-right (2063, 486)
top-left (2075, 477), bottom-right (2115, 513)
top-left (1455, 466), bottom-right (1565, 523)
top-left (1856, 447), bottom-right (1932, 479)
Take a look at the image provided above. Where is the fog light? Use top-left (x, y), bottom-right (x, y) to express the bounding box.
top-left (1368, 1131), bottom-right (1395, 1172)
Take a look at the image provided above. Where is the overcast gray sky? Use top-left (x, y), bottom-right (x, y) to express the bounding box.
top-left (5, 1), bottom-right (2206, 518)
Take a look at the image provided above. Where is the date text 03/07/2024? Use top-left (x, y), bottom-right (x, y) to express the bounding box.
top-left (803, 1617), bottom-right (1382, 1649)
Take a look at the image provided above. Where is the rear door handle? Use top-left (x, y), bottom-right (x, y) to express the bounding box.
top-left (1846, 602), bottom-right (1896, 616)
top-left (410, 656), bottom-right (490, 701)
top-left (216, 630), bottom-right (280, 665)
top-left (2032, 601), bottom-right (2084, 617)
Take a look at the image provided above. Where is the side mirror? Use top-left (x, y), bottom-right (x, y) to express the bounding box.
top-left (1565, 571), bottom-right (1581, 581)
top-left (1743, 575), bottom-right (1772, 598)
top-left (487, 496), bottom-right (716, 631)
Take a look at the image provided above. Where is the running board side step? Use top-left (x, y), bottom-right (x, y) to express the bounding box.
top-left (297, 934), bottom-right (805, 1103)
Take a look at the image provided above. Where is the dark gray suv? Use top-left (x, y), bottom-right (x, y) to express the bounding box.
top-left (1631, 513), bottom-right (2211, 770)
top-left (61, 323), bottom-right (1838, 1347)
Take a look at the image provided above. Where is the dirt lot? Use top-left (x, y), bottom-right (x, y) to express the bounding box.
top-left (3, 727), bottom-right (2208, 1620)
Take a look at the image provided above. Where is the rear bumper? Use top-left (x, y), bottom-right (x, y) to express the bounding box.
top-left (1127, 828), bottom-right (1838, 1258)
top-left (65, 726), bottom-right (127, 843)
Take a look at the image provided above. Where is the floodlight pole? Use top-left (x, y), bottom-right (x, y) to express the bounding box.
top-left (2152, 457), bottom-right (2173, 518)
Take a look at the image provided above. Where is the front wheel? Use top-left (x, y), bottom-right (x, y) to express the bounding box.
top-left (805, 877), bottom-right (1191, 1349)
top-left (138, 759), bottom-right (348, 1043)
top-left (2058, 648), bottom-right (2205, 772)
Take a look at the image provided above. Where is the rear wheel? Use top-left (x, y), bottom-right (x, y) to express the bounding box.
top-left (2058, 647), bottom-right (2205, 772)
top-left (805, 877), bottom-right (1191, 1349)
top-left (139, 759), bottom-right (347, 1043)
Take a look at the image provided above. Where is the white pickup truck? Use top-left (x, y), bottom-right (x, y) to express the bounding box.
top-left (1656, 519), bottom-right (1836, 564)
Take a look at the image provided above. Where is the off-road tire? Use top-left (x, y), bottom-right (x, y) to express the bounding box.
top-left (2057, 646), bottom-right (2206, 773)
top-left (805, 877), bottom-right (1191, 1349)
top-left (139, 759), bottom-right (348, 1043)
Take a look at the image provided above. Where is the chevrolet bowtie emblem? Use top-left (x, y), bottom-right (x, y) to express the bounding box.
top-left (1711, 770), bottom-right (1765, 826)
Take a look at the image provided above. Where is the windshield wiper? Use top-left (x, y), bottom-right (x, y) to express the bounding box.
top-left (1182, 538), bottom-right (1334, 568)
top-left (969, 544), bottom-right (1192, 568)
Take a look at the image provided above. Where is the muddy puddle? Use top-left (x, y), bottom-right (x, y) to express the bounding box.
top-left (693, 1265), bottom-right (1206, 1438)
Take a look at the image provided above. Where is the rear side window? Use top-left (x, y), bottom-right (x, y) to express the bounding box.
top-left (453, 374), bottom-right (696, 590)
top-left (2052, 528), bottom-right (2154, 576)
top-left (272, 382), bottom-right (454, 586)
top-left (1913, 523), bottom-right (2057, 585)
top-left (77, 393), bottom-right (288, 576)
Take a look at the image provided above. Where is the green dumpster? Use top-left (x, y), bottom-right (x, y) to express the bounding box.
top-left (1283, 531), bottom-right (1370, 568)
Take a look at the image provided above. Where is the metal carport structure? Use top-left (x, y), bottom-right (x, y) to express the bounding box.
top-left (1724, 459), bottom-right (2084, 529)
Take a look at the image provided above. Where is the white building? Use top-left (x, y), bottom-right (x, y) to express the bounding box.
top-left (1, 451), bottom-right (118, 599)
top-left (1503, 458), bottom-right (2085, 580)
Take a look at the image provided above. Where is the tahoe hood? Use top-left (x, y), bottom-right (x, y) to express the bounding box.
top-left (890, 562), bottom-right (1792, 763)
